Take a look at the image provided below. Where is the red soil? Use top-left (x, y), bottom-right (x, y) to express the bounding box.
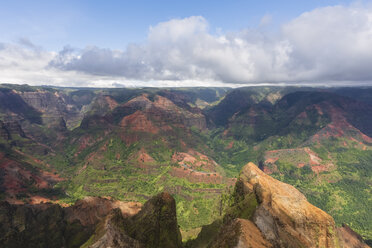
top-left (0, 152), bottom-right (64, 201)
top-left (172, 150), bottom-right (218, 173)
top-left (225, 141), bottom-right (234, 150)
top-left (223, 129), bottom-right (229, 136)
top-left (297, 163), bottom-right (305, 168)
top-left (120, 110), bottom-right (159, 134)
top-left (170, 167), bottom-right (223, 184)
top-left (130, 148), bottom-right (155, 168)
top-left (311, 165), bottom-right (328, 173)
top-left (297, 111), bottom-right (308, 119)
top-left (153, 95), bottom-right (179, 111)
top-left (262, 166), bottom-right (274, 174)
top-left (310, 103), bottom-right (372, 144)
top-left (264, 147), bottom-right (335, 175)
top-left (104, 96), bottom-right (118, 110)
top-left (264, 157), bottom-right (278, 164)
top-left (76, 135), bottom-right (103, 155)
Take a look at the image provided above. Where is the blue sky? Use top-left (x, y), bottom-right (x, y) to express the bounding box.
top-left (1, 0), bottom-right (372, 87)
top-left (0, 0), bottom-right (355, 50)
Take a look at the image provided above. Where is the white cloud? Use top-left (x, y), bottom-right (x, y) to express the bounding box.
top-left (259, 14), bottom-right (272, 27)
top-left (282, 5), bottom-right (372, 81)
top-left (2, 4), bottom-right (372, 87)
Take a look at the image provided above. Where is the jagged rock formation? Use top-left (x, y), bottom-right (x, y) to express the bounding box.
top-left (118, 94), bottom-right (207, 131)
top-left (85, 192), bottom-right (183, 248)
top-left (84, 209), bottom-right (144, 248)
top-left (0, 196), bottom-right (141, 248)
top-left (64, 196), bottom-right (142, 226)
top-left (208, 218), bottom-right (272, 248)
top-left (0, 165), bottom-right (370, 248)
top-left (239, 162), bottom-right (339, 248)
top-left (1, 85), bottom-right (371, 247)
top-left (0, 193), bottom-right (182, 248)
top-left (193, 162), bottom-right (370, 248)
top-left (338, 224), bottom-right (370, 248)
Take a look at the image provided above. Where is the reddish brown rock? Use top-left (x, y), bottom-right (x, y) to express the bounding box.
top-left (209, 218), bottom-right (272, 248)
top-left (0, 196), bottom-right (141, 248)
top-left (0, 151), bottom-right (64, 202)
top-left (65, 196), bottom-right (142, 226)
top-left (85, 192), bottom-right (183, 248)
top-left (120, 110), bottom-right (159, 134)
top-left (239, 162), bottom-right (340, 248)
top-left (337, 224), bottom-right (370, 248)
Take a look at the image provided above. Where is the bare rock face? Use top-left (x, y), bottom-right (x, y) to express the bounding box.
top-left (208, 218), bottom-right (272, 248)
top-left (0, 201), bottom-right (82, 248)
top-left (85, 192), bottom-right (183, 248)
top-left (0, 197), bottom-right (141, 248)
top-left (125, 192), bottom-right (183, 248)
top-left (65, 196), bottom-right (142, 226)
top-left (0, 193), bottom-right (182, 248)
top-left (120, 94), bottom-right (207, 131)
top-left (190, 162), bottom-right (370, 248)
top-left (86, 209), bottom-right (144, 248)
top-left (337, 224), bottom-right (370, 248)
top-left (239, 162), bottom-right (339, 248)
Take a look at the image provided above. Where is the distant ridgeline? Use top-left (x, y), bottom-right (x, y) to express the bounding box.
top-left (0, 83), bottom-right (371, 245)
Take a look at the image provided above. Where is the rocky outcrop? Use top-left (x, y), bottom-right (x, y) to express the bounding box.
top-left (0, 197), bottom-right (141, 248)
top-left (18, 90), bottom-right (85, 129)
top-left (238, 162), bottom-right (339, 248)
top-left (338, 224), bottom-right (370, 248)
top-left (0, 201), bottom-right (84, 248)
top-left (84, 192), bottom-right (183, 248)
top-left (87, 95), bottom-right (119, 116)
top-left (126, 192), bottom-right (183, 248)
top-left (208, 218), bottom-right (272, 248)
top-left (0, 193), bottom-right (182, 248)
top-left (0, 151), bottom-right (64, 202)
top-left (1, 121), bottom-right (26, 138)
top-left (64, 196), bottom-right (142, 226)
top-left (119, 94), bottom-right (207, 131)
top-left (84, 209), bottom-right (144, 248)
top-left (120, 110), bottom-right (160, 134)
top-left (202, 162), bottom-right (370, 248)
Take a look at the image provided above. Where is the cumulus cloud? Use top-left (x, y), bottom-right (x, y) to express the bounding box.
top-left (282, 5), bottom-right (372, 81)
top-left (49, 16), bottom-right (293, 84)
top-left (2, 4), bottom-right (372, 87)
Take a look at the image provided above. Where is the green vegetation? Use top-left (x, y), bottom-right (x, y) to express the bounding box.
top-left (50, 134), bottom-right (229, 231)
top-left (268, 141), bottom-right (372, 240)
top-left (1, 84), bottom-right (372, 242)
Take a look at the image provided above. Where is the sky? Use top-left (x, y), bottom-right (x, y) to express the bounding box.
top-left (1, 0), bottom-right (372, 87)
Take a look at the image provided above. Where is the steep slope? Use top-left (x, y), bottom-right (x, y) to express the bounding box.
top-left (204, 86), bottom-right (313, 127)
top-left (208, 218), bottom-right (272, 248)
top-left (191, 162), bottom-right (370, 248)
top-left (0, 192), bottom-right (183, 248)
top-left (1, 165), bottom-right (369, 248)
top-left (238, 162), bottom-right (338, 247)
top-left (1, 84), bottom-right (371, 243)
top-left (0, 196), bottom-right (141, 248)
top-left (51, 92), bottom-right (233, 233)
top-left (0, 141), bottom-right (65, 204)
top-left (203, 90), bottom-right (372, 241)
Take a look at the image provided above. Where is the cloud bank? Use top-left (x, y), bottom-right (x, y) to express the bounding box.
top-left (2, 4), bottom-right (372, 87)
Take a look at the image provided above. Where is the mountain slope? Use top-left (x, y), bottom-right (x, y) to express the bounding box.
top-left (1, 164), bottom-right (369, 248)
top-left (203, 89), bottom-right (372, 241)
top-left (1, 84), bottom-right (372, 243)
